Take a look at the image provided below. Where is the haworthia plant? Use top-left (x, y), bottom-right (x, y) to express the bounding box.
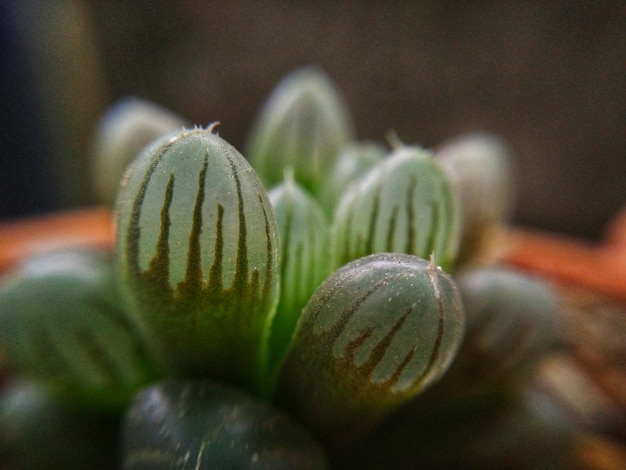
top-left (121, 379), bottom-right (329, 470)
top-left (115, 126), bottom-right (280, 394)
top-left (246, 65), bottom-right (355, 195)
top-left (401, 266), bottom-right (561, 418)
top-left (267, 176), bottom-right (332, 375)
top-left (445, 267), bottom-right (560, 398)
top-left (435, 132), bottom-right (514, 264)
top-left (276, 253), bottom-right (464, 445)
top-left (331, 145), bottom-right (460, 272)
top-left (318, 140), bottom-right (387, 215)
top-left (0, 248), bottom-right (155, 408)
top-left (91, 96), bottom-right (188, 205)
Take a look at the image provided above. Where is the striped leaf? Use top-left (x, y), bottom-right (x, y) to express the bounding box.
top-left (276, 253), bottom-right (464, 444)
top-left (399, 266), bottom-right (561, 419)
top-left (443, 267), bottom-right (560, 400)
top-left (115, 126), bottom-right (280, 394)
top-left (0, 248), bottom-right (155, 408)
top-left (246, 66), bottom-right (355, 195)
top-left (90, 96), bottom-right (187, 205)
top-left (267, 178), bottom-right (331, 375)
top-left (318, 140), bottom-right (387, 215)
top-left (331, 145), bottom-right (460, 272)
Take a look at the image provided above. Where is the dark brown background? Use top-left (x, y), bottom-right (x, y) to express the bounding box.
top-left (3, 1), bottom-right (624, 241)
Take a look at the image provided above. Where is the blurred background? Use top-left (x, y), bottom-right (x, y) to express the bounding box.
top-left (1, 0), bottom-right (624, 241)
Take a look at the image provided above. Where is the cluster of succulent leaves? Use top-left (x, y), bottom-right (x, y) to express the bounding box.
top-left (0, 66), bottom-right (577, 469)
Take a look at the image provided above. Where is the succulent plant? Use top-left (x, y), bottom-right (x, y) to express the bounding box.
top-left (246, 66), bottom-right (355, 195)
top-left (331, 145), bottom-right (461, 272)
top-left (267, 176), bottom-right (332, 374)
top-left (115, 125), bottom-right (280, 394)
top-left (445, 266), bottom-right (561, 397)
top-left (435, 132), bottom-right (514, 264)
top-left (318, 140), bottom-right (387, 215)
top-left (0, 248), bottom-right (155, 408)
top-left (90, 96), bottom-right (188, 205)
top-left (0, 66), bottom-right (575, 469)
top-left (393, 265), bottom-right (561, 418)
top-left (121, 379), bottom-right (329, 470)
top-left (339, 265), bottom-right (568, 468)
top-left (276, 253), bottom-right (464, 445)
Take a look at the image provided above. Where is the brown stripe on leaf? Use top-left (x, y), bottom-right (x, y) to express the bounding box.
top-left (345, 327), bottom-right (375, 364)
top-left (127, 138), bottom-right (178, 278)
top-left (227, 152), bottom-right (249, 294)
top-left (260, 193), bottom-right (274, 298)
top-left (146, 172), bottom-right (174, 291)
top-left (363, 306), bottom-right (412, 384)
top-left (307, 266), bottom-right (361, 327)
top-left (180, 152), bottom-right (209, 296)
top-left (328, 275), bottom-right (390, 351)
top-left (207, 204), bottom-right (225, 294)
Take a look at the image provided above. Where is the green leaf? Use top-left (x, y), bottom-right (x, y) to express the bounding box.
top-left (331, 145), bottom-right (461, 272)
top-left (435, 132), bottom-right (514, 264)
top-left (246, 66), bottom-right (355, 194)
top-left (345, 267), bottom-right (564, 467)
top-left (442, 266), bottom-right (560, 400)
top-left (400, 266), bottom-right (561, 417)
top-left (115, 126), bottom-right (280, 394)
top-left (121, 379), bottom-right (329, 470)
top-left (267, 177), bottom-right (332, 377)
top-left (318, 140), bottom-right (386, 215)
top-left (90, 96), bottom-right (188, 205)
top-left (0, 248), bottom-right (156, 408)
top-left (276, 253), bottom-right (464, 445)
